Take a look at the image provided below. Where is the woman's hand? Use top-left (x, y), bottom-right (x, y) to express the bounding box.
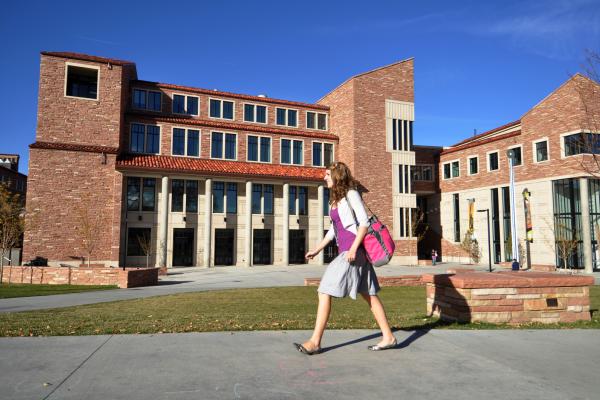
top-left (346, 247), bottom-right (357, 263)
top-left (305, 249), bottom-right (319, 260)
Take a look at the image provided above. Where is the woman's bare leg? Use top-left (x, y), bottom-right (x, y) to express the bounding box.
top-left (302, 292), bottom-right (331, 350)
top-left (361, 293), bottom-right (396, 345)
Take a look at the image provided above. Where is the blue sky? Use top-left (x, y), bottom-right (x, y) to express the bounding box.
top-left (1, 0), bottom-right (599, 174)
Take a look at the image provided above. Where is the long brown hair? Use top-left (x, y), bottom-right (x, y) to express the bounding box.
top-left (328, 161), bottom-right (358, 205)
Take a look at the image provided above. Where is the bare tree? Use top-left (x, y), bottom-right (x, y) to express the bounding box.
top-left (459, 233), bottom-right (481, 265)
top-left (411, 208), bottom-right (429, 244)
top-left (137, 232), bottom-right (153, 268)
top-left (573, 49), bottom-right (600, 177)
top-left (554, 222), bottom-right (580, 273)
top-left (75, 194), bottom-right (102, 268)
top-left (0, 184), bottom-right (24, 283)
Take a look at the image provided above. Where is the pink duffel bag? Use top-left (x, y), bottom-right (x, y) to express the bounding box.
top-left (363, 215), bottom-right (395, 267)
top-left (346, 195), bottom-right (395, 267)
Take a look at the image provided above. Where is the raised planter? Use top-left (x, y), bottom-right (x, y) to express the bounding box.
top-left (423, 271), bottom-right (593, 324)
top-left (305, 275), bottom-right (424, 287)
top-left (1, 266), bottom-right (159, 288)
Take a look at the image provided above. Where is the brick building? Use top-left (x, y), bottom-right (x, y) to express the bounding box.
top-left (23, 52), bottom-right (417, 268)
top-left (438, 74), bottom-right (600, 272)
top-left (0, 154), bottom-right (27, 198)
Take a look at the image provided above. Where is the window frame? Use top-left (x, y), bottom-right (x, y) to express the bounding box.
top-left (243, 102), bottom-right (268, 124)
top-left (168, 178), bottom-right (198, 214)
top-left (132, 88), bottom-right (162, 112)
top-left (246, 134), bottom-right (272, 163)
top-left (467, 155), bottom-right (479, 176)
top-left (289, 185), bottom-right (308, 216)
top-left (64, 62), bottom-right (100, 101)
top-left (532, 137), bottom-right (550, 163)
top-left (311, 140), bottom-right (335, 167)
top-left (129, 123), bottom-right (162, 155)
top-left (560, 130), bottom-right (600, 159)
top-left (171, 92), bottom-right (200, 116)
top-left (507, 144), bottom-right (523, 167)
top-left (126, 176), bottom-right (157, 212)
top-left (280, 138), bottom-right (304, 165)
top-left (171, 126), bottom-right (201, 158)
top-left (306, 111), bottom-right (328, 131)
top-left (208, 97), bottom-right (236, 121)
top-left (275, 107), bottom-right (299, 128)
top-left (487, 150), bottom-right (500, 172)
top-left (210, 131), bottom-right (238, 161)
top-left (442, 159), bottom-right (460, 180)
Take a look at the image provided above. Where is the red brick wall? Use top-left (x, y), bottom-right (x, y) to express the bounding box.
top-left (320, 60), bottom-right (414, 230)
top-left (36, 54), bottom-right (134, 147)
top-left (23, 149), bottom-right (122, 264)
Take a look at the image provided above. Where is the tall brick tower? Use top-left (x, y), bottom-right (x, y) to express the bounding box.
top-left (319, 59), bottom-right (417, 263)
top-left (23, 52), bottom-right (137, 266)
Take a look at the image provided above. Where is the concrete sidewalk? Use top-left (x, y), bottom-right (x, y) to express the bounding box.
top-left (1, 329), bottom-right (598, 399)
top-left (0, 263), bottom-right (486, 313)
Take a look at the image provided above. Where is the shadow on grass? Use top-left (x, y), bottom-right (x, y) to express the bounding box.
top-left (321, 319), bottom-right (460, 353)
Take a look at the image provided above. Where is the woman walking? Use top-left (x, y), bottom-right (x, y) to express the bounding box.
top-left (294, 162), bottom-right (397, 355)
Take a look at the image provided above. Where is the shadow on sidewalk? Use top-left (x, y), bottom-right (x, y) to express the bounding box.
top-left (321, 319), bottom-right (458, 353)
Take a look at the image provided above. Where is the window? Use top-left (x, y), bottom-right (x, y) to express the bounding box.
top-left (247, 135), bottom-right (271, 162)
top-left (226, 183), bottom-right (237, 214)
top-left (213, 182), bottom-right (225, 213)
top-left (412, 165), bottom-right (433, 181)
top-left (127, 228), bottom-right (151, 257)
top-left (508, 146), bottom-right (522, 166)
top-left (564, 132), bottom-right (600, 157)
top-left (442, 160), bottom-right (459, 179)
top-left (453, 193), bottom-right (460, 242)
top-left (488, 152), bottom-right (499, 171)
top-left (391, 119), bottom-right (414, 151)
top-left (172, 94), bottom-right (199, 116)
top-left (307, 111), bottom-right (328, 130)
top-left (468, 156), bottom-right (478, 175)
top-left (323, 188), bottom-right (330, 216)
top-left (171, 179), bottom-right (198, 213)
top-left (65, 64), bottom-right (98, 100)
top-left (534, 140), bottom-right (549, 162)
top-left (398, 165), bottom-right (411, 193)
top-left (244, 104), bottom-right (267, 123)
top-left (251, 184), bottom-right (274, 214)
top-left (312, 142), bottom-right (334, 167)
top-left (130, 123), bottom-right (160, 154)
top-left (132, 89), bottom-right (161, 111)
top-left (399, 208), bottom-right (412, 238)
top-left (127, 177), bottom-right (156, 212)
top-left (276, 108), bottom-right (298, 127)
top-left (289, 186), bottom-right (308, 215)
top-left (209, 98), bottom-right (234, 120)
top-left (211, 132), bottom-right (237, 160)
top-left (281, 139), bottom-right (303, 165)
top-left (172, 128), bottom-right (200, 157)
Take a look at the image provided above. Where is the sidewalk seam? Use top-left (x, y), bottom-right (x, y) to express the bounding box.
top-left (42, 335), bottom-right (113, 400)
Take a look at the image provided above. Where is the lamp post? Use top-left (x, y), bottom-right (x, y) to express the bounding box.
top-left (507, 149), bottom-right (520, 270)
top-left (477, 209), bottom-right (492, 272)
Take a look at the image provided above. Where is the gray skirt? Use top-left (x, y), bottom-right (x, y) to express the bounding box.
top-left (317, 247), bottom-right (380, 300)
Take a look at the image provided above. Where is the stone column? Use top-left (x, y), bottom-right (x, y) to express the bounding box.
top-left (317, 185), bottom-right (325, 265)
top-left (203, 179), bottom-right (212, 268)
top-left (245, 181), bottom-right (253, 267)
top-left (159, 176), bottom-right (169, 269)
top-left (282, 183), bottom-right (289, 266)
top-left (579, 178), bottom-right (593, 273)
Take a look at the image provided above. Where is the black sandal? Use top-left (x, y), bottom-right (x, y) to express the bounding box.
top-left (293, 342), bottom-right (322, 355)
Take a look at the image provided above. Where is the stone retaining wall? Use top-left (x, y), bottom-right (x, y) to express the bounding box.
top-left (423, 272), bottom-right (593, 324)
top-left (305, 275), bottom-right (424, 287)
top-left (0, 266), bottom-right (159, 288)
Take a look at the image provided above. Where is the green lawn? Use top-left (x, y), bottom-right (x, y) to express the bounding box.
top-left (0, 286), bottom-right (599, 337)
top-left (0, 283), bottom-right (118, 299)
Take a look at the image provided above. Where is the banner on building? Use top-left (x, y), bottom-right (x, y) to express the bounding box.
top-left (523, 189), bottom-right (533, 242)
top-left (468, 199), bottom-right (475, 233)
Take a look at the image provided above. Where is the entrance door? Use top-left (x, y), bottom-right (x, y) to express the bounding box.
top-left (289, 229), bottom-right (306, 264)
top-left (173, 228), bottom-right (194, 266)
top-left (253, 229), bottom-right (271, 265)
top-left (215, 229), bottom-right (235, 266)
